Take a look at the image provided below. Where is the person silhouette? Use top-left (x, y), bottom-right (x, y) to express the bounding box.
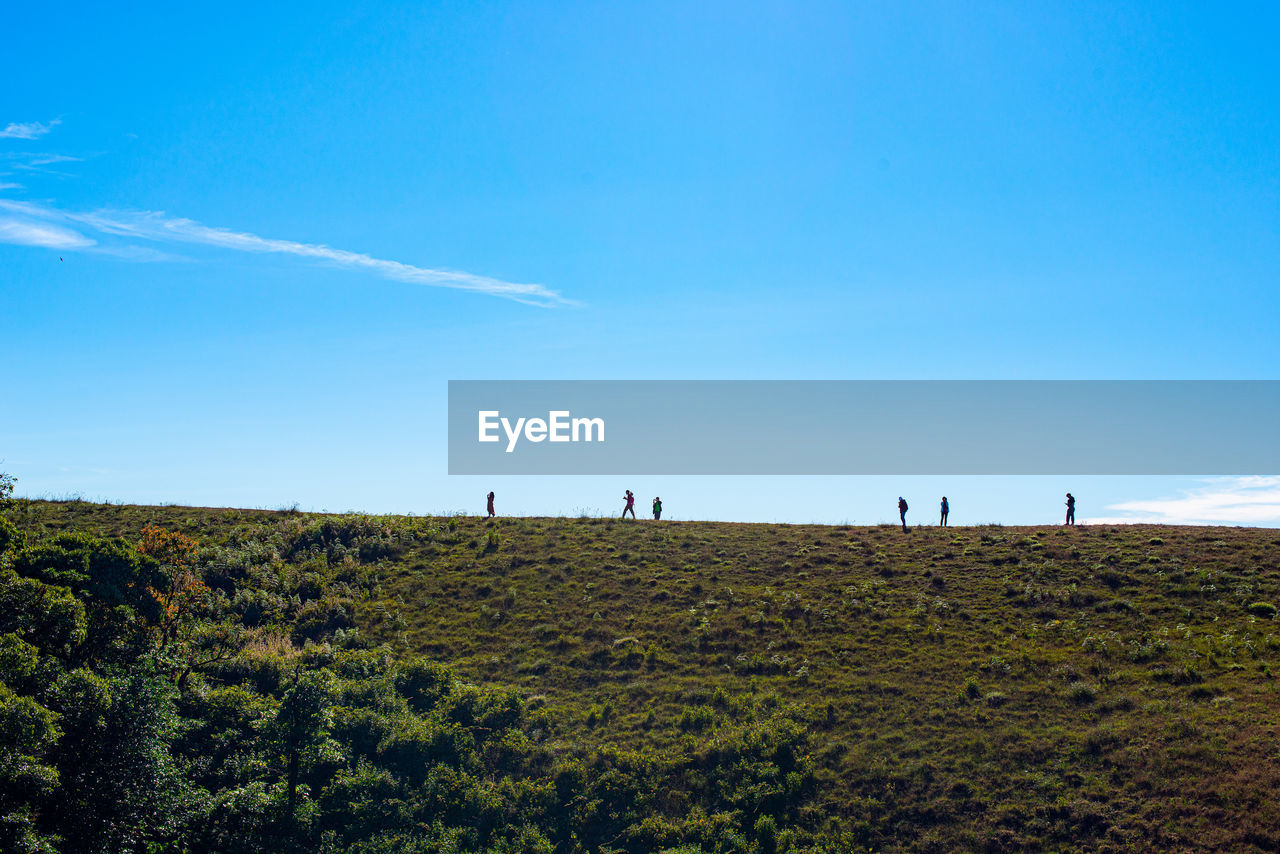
top-left (652, 496), bottom-right (662, 520)
top-left (486, 491), bottom-right (495, 518)
top-left (1065, 493), bottom-right (1076, 526)
top-left (898, 496), bottom-right (909, 531)
top-left (622, 489), bottom-right (636, 520)
top-left (940, 496), bottom-right (949, 527)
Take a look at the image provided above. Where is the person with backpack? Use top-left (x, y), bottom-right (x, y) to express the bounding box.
top-left (486, 491), bottom-right (495, 518)
top-left (898, 496), bottom-right (909, 531)
top-left (940, 496), bottom-right (949, 527)
top-left (1065, 493), bottom-right (1076, 526)
top-left (622, 489), bottom-right (636, 520)
top-left (652, 496), bottom-right (662, 520)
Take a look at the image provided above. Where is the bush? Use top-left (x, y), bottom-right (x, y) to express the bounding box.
top-left (1247, 602), bottom-right (1278, 619)
top-left (755, 813), bottom-right (779, 854)
top-left (677, 704), bottom-right (716, 732)
top-left (1069, 681), bottom-right (1098, 704)
top-left (0, 516), bottom-right (25, 557)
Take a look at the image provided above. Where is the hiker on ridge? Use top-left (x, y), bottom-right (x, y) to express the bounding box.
top-left (1065, 493), bottom-right (1076, 526)
top-left (622, 489), bottom-right (636, 520)
top-left (652, 496), bottom-right (662, 520)
top-left (486, 491), bottom-right (495, 518)
top-left (898, 496), bottom-right (909, 532)
top-left (940, 496), bottom-right (949, 527)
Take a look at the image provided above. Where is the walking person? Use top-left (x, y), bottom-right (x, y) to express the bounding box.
top-left (652, 496), bottom-right (662, 520)
top-left (1065, 492), bottom-right (1076, 526)
top-left (898, 496), bottom-right (909, 532)
top-left (940, 496), bottom-right (949, 527)
top-left (486, 491), bottom-right (495, 518)
top-left (622, 489), bottom-right (636, 520)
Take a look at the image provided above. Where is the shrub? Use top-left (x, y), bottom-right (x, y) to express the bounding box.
top-left (0, 516), bottom-right (25, 558)
top-left (677, 704), bottom-right (715, 731)
top-left (395, 658), bottom-right (453, 714)
top-left (0, 471), bottom-right (15, 508)
top-left (1069, 681), bottom-right (1098, 704)
top-left (585, 701), bottom-right (613, 727)
top-left (1246, 601), bottom-right (1278, 619)
top-left (754, 813), bottom-right (779, 854)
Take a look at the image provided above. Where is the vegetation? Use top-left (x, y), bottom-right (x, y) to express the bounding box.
top-left (2, 497), bottom-right (1279, 852)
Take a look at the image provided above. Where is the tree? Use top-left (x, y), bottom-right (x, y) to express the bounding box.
top-left (0, 681), bottom-right (61, 853)
top-left (50, 667), bottom-right (200, 852)
top-left (11, 534), bottom-right (166, 665)
top-left (0, 471), bottom-right (15, 509)
top-left (136, 526), bottom-right (205, 645)
top-left (273, 669), bottom-right (337, 824)
top-left (0, 517), bottom-right (26, 562)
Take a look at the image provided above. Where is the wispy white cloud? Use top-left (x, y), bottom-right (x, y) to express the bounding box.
top-left (0, 119), bottom-right (61, 140)
top-left (0, 116), bottom-right (567, 305)
top-left (0, 181), bottom-right (22, 190)
top-left (20, 153), bottom-right (83, 167)
top-left (0, 218), bottom-right (96, 249)
top-left (1, 150), bottom-right (85, 180)
top-left (93, 244), bottom-right (191, 263)
top-left (0, 199), bottom-right (571, 306)
top-left (1083, 476), bottom-right (1280, 526)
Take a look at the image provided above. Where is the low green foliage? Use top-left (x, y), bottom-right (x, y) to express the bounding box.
top-left (0, 502), bottom-right (830, 853)
top-left (0, 472), bottom-right (15, 509)
top-left (1247, 601), bottom-right (1277, 619)
top-left (4, 500), bottom-right (1280, 851)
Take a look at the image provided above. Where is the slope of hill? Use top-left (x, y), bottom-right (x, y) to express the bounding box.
top-left (2, 499), bottom-right (1278, 852)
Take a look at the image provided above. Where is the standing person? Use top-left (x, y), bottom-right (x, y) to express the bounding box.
top-left (898, 496), bottom-right (909, 531)
top-left (622, 489), bottom-right (636, 520)
top-left (652, 496), bottom-right (662, 520)
top-left (486, 491), bottom-right (495, 518)
top-left (1065, 492), bottom-right (1076, 526)
top-left (940, 496), bottom-right (949, 527)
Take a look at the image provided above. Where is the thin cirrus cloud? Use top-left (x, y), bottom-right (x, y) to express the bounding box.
top-left (14, 153), bottom-right (83, 170)
top-left (1, 118), bottom-right (568, 306)
top-left (0, 198), bottom-right (572, 307)
top-left (1, 153), bottom-right (82, 183)
top-left (1084, 476), bottom-right (1280, 526)
top-left (0, 217), bottom-right (96, 249)
top-left (0, 119), bottom-right (61, 140)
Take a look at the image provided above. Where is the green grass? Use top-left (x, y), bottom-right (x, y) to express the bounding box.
top-left (10, 498), bottom-right (1280, 852)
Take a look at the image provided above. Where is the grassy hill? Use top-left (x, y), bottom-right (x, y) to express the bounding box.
top-left (4, 499), bottom-right (1279, 852)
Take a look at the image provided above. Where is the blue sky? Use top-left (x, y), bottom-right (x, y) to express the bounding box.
top-left (2, 1), bottom-right (1277, 525)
